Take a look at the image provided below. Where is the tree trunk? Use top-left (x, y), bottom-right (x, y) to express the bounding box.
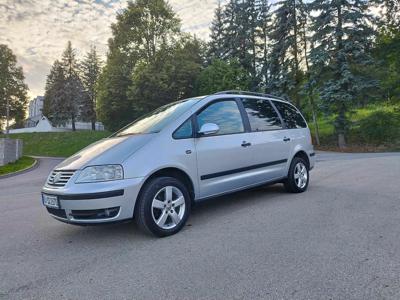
top-left (91, 120), bottom-right (96, 131)
top-left (338, 133), bottom-right (346, 150)
top-left (310, 94), bottom-right (320, 146)
top-left (292, 0), bottom-right (300, 108)
top-left (337, 104), bottom-right (347, 149)
top-left (71, 115), bottom-right (76, 131)
top-left (301, 16), bottom-right (320, 146)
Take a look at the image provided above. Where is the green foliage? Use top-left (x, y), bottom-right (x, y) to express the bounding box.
top-left (374, 29), bottom-right (400, 103)
top-left (97, 0), bottom-right (184, 131)
top-left (0, 44), bottom-right (28, 130)
top-left (268, 0), bottom-right (307, 106)
top-left (309, 0), bottom-right (377, 147)
top-left (44, 42), bottom-right (85, 130)
top-left (354, 110), bottom-right (400, 145)
top-left (96, 50), bottom-right (133, 132)
top-left (128, 37), bottom-right (203, 118)
top-left (195, 59), bottom-right (251, 95)
top-left (0, 156), bottom-right (36, 176)
top-left (80, 46), bottom-right (102, 129)
top-left (208, 0), bottom-right (269, 90)
top-left (1, 131), bottom-right (110, 157)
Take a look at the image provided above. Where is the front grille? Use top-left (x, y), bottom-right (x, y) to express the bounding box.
top-left (47, 207), bottom-right (67, 219)
top-left (46, 170), bottom-right (75, 187)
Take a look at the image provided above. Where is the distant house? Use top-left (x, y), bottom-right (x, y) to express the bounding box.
top-left (5, 96), bottom-right (105, 134)
top-left (25, 96), bottom-right (44, 128)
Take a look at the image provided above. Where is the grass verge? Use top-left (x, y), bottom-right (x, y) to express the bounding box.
top-left (0, 156), bottom-right (36, 176)
top-left (0, 131), bottom-right (111, 157)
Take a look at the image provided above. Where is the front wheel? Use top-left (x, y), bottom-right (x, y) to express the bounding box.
top-left (284, 157), bottom-right (309, 193)
top-left (135, 177), bottom-right (191, 237)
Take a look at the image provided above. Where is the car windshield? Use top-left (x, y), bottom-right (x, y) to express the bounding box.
top-left (114, 97), bottom-right (202, 137)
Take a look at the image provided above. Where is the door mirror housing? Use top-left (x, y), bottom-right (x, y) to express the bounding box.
top-left (198, 123), bottom-right (220, 136)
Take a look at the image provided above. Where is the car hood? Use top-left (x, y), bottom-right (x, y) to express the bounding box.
top-left (55, 134), bottom-right (154, 170)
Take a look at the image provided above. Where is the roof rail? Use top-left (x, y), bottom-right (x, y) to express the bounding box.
top-left (213, 90), bottom-right (287, 101)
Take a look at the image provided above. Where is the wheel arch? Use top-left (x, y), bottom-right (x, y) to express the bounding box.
top-left (134, 167), bottom-right (196, 216)
top-left (291, 150), bottom-right (310, 169)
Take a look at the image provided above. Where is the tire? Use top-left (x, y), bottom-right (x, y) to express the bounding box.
top-left (284, 157), bottom-right (309, 193)
top-left (135, 176), bottom-right (191, 237)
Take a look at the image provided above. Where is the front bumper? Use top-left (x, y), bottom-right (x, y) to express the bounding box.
top-left (41, 177), bottom-right (144, 224)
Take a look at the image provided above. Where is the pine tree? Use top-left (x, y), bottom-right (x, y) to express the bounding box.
top-left (208, 0), bottom-right (225, 61)
top-left (44, 42), bottom-right (85, 131)
top-left (267, 0), bottom-right (307, 106)
top-left (309, 0), bottom-right (377, 148)
top-left (80, 46), bottom-right (102, 130)
top-left (222, 0), bottom-right (262, 90)
top-left (43, 60), bottom-right (65, 122)
top-left (0, 44), bottom-right (28, 132)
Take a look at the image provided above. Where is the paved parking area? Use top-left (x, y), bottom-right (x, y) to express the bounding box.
top-left (0, 152), bottom-right (400, 299)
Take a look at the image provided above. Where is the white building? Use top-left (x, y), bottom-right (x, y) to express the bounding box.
top-left (28, 96), bottom-right (44, 119)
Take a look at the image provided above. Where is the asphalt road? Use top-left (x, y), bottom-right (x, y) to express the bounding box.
top-left (1, 152), bottom-right (400, 299)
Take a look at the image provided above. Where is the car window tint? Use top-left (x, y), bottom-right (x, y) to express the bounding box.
top-left (242, 98), bottom-right (282, 131)
top-left (173, 119), bottom-right (193, 139)
top-left (197, 100), bottom-right (244, 135)
top-left (273, 101), bottom-right (307, 129)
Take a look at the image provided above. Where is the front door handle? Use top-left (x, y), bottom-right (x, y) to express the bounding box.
top-left (283, 137), bottom-right (291, 142)
top-left (241, 141), bottom-right (252, 147)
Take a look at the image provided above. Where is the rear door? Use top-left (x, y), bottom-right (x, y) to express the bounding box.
top-left (194, 99), bottom-right (253, 198)
top-left (240, 98), bottom-right (291, 181)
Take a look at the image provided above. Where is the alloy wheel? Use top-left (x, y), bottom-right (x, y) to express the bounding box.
top-left (151, 186), bottom-right (186, 230)
top-left (294, 162), bottom-right (308, 189)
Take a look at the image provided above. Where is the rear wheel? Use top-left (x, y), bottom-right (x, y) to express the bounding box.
top-left (284, 157), bottom-right (309, 193)
top-left (135, 177), bottom-right (191, 237)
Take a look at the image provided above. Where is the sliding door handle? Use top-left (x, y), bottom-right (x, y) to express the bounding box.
top-left (283, 137), bottom-right (291, 142)
top-left (241, 141), bottom-right (252, 147)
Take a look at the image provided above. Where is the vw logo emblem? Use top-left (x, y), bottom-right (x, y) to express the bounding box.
top-left (52, 173), bottom-right (62, 184)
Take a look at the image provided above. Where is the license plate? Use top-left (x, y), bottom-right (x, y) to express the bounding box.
top-left (42, 194), bottom-right (59, 209)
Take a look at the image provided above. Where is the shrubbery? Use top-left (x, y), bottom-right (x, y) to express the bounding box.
top-left (353, 110), bottom-right (400, 145)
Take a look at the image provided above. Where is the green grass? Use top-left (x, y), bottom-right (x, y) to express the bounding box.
top-left (0, 131), bottom-right (111, 157)
top-left (0, 156), bottom-right (36, 176)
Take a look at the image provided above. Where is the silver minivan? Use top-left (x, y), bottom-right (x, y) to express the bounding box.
top-left (42, 91), bottom-right (315, 236)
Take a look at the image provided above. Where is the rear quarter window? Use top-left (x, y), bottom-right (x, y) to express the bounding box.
top-left (273, 101), bottom-right (307, 129)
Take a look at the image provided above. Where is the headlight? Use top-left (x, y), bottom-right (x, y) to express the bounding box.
top-left (75, 165), bottom-right (124, 183)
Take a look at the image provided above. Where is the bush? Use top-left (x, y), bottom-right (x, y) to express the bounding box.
top-left (353, 110), bottom-right (400, 145)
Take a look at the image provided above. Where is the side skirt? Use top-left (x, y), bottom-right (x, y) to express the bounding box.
top-left (194, 176), bottom-right (287, 203)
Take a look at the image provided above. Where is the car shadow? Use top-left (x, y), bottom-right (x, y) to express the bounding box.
top-left (54, 183), bottom-right (288, 242)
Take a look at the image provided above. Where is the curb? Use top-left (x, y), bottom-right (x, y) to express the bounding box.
top-left (30, 156), bottom-right (66, 160)
top-left (0, 157), bottom-right (40, 179)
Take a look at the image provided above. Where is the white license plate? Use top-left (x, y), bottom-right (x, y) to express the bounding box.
top-left (42, 194), bottom-right (59, 209)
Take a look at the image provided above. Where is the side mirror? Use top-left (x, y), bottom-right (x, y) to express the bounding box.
top-left (198, 123), bottom-right (220, 136)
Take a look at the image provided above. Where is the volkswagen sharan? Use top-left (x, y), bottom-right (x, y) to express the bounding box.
top-left (42, 91), bottom-right (315, 237)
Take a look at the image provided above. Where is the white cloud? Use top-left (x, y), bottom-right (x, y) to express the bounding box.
top-left (0, 0), bottom-right (219, 98)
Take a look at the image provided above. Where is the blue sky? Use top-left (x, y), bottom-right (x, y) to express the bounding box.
top-left (0, 0), bottom-right (220, 97)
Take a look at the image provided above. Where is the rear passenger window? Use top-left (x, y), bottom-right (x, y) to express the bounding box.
top-left (173, 119), bottom-right (193, 139)
top-left (197, 100), bottom-right (244, 135)
top-left (242, 98), bottom-right (282, 131)
top-left (273, 101), bottom-right (307, 129)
